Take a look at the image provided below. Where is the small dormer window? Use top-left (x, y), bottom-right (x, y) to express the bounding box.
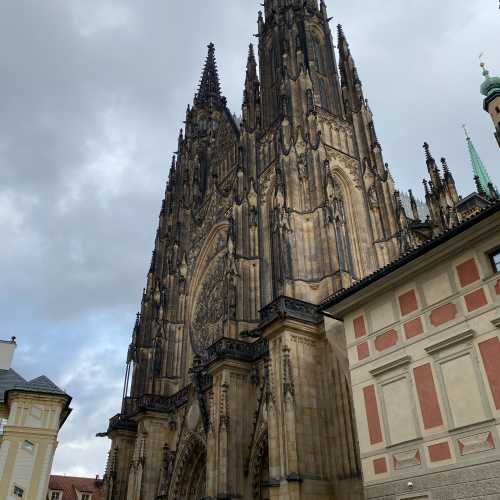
top-left (81, 494), bottom-right (91, 500)
top-left (51, 492), bottom-right (62, 500)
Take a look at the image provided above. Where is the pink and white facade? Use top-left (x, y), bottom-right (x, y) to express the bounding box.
top-left (323, 203), bottom-right (500, 499)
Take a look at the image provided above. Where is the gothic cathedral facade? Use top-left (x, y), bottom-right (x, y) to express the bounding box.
top-left (101, 1), bottom-right (472, 499)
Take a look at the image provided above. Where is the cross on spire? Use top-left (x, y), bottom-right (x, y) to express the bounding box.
top-left (195, 43), bottom-right (225, 108)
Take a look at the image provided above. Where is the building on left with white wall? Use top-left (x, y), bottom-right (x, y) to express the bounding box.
top-left (0, 337), bottom-right (72, 500)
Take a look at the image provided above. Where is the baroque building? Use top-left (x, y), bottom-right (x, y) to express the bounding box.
top-left (101, 1), bottom-right (498, 499)
top-left (0, 338), bottom-right (72, 500)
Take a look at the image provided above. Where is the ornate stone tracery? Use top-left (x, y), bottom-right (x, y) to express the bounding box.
top-left (190, 254), bottom-right (226, 355)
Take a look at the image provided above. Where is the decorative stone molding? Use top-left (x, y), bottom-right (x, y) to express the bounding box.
top-left (259, 296), bottom-right (322, 327)
top-left (458, 431), bottom-right (495, 456)
top-left (205, 337), bottom-right (268, 365)
top-left (425, 329), bottom-right (475, 355)
top-left (369, 355), bottom-right (412, 378)
top-left (108, 413), bottom-right (138, 433)
top-left (392, 448), bottom-right (421, 470)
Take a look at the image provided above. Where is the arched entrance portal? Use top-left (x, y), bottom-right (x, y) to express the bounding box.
top-left (169, 433), bottom-right (206, 500)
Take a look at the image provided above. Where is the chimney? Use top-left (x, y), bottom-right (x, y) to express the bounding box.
top-left (0, 337), bottom-right (17, 370)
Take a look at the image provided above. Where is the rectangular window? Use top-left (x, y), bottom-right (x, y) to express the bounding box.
top-left (490, 249), bottom-right (500, 273)
top-left (81, 494), bottom-right (91, 500)
top-left (13, 486), bottom-right (24, 498)
top-left (22, 440), bottom-right (34, 452)
top-left (51, 492), bottom-right (61, 500)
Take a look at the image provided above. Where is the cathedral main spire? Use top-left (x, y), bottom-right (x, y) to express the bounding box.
top-left (194, 42), bottom-right (225, 108)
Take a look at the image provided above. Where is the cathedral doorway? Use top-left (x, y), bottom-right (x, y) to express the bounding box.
top-left (169, 433), bottom-right (206, 500)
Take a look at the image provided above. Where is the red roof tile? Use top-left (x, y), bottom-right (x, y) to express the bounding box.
top-left (48, 475), bottom-right (103, 500)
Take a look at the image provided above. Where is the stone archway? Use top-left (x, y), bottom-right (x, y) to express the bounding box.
top-left (169, 433), bottom-right (206, 500)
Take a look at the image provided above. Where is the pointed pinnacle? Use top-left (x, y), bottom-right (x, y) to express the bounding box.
top-left (440, 157), bottom-right (450, 175)
top-left (423, 142), bottom-right (433, 161)
top-left (475, 175), bottom-right (486, 197)
top-left (195, 42), bottom-right (224, 107)
top-left (337, 24), bottom-right (345, 41)
top-left (245, 43), bottom-right (258, 83)
top-left (247, 43), bottom-right (256, 67)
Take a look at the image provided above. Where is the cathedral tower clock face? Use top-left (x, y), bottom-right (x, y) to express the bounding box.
top-left (190, 255), bottom-right (226, 354)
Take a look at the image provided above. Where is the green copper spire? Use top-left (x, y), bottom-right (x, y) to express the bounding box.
top-left (480, 61), bottom-right (500, 98)
top-left (463, 125), bottom-right (498, 197)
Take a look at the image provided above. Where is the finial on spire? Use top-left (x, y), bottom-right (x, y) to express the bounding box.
top-left (440, 157), bottom-right (450, 175)
top-left (195, 42), bottom-right (225, 108)
top-left (479, 52), bottom-right (489, 78)
top-left (462, 123), bottom-right (470, 140)
top-left (423, 142), bottom-right (433, 161)
top-left (337, 24), bottom-right (345, 44)
top-left (247, 44), bottom-right (256, 66)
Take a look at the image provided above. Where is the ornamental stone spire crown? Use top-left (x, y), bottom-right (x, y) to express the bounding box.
top-left (194, 42), bottom-right (225, 108)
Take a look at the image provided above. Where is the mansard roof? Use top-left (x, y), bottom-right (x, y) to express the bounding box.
top-left (0, 368), bottom-right (25, 402)
top-left (1, 368), bottom-right (69, 404)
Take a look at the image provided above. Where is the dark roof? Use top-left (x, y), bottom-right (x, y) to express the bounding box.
top-left (320, 200), bottom-right (500, 311)
top-left (1, 368), bottom-right (69, 415)
top-left (0, 368), bottom-right (26, 402)
top-left (48, 475), bottom-right (104, 500)
top-left (23, 375), bottom-right (66, 396)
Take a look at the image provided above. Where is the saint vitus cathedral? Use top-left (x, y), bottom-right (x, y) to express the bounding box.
top-left (101, 1), bottom-right (500, 499)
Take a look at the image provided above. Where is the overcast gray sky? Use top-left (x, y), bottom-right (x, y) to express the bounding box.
top-left (0, 0), bottom-right (498, 477)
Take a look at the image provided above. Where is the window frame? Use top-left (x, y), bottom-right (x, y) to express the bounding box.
top-left (22, 440), bottom-right (35, 452)
top-left (487, 246), bottom-right (500, 274)
top-left (51, 491), bottom-right (62, 500)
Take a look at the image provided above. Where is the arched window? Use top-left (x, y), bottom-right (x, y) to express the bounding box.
top-left (319, 79), bottom-right (330, 112)
top-left (153, 338), bottom-right (163, 377)
top-left (312, 36), bottom-right (325, 74)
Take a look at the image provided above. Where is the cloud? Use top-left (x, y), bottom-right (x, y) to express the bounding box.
top-left (0, 0), bottom-right (498, 477)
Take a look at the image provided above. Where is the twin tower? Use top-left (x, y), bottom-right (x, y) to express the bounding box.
top-left (101, 1), bottom-right (467, 499)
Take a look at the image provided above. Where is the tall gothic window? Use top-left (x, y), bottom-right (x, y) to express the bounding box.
top-left (312, 37), bottom-right (325, 74)
top-left (319, 79), bottom-right (330, 112)
top-left (153, 338), bottom-right (163, 377)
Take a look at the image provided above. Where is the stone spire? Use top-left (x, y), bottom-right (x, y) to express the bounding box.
top-left (463, 125), bottom-right (498, 197)
top-left (194, 43), bottom-right (225, 108)
top-left (242, 44), bottom-right (260, 132)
